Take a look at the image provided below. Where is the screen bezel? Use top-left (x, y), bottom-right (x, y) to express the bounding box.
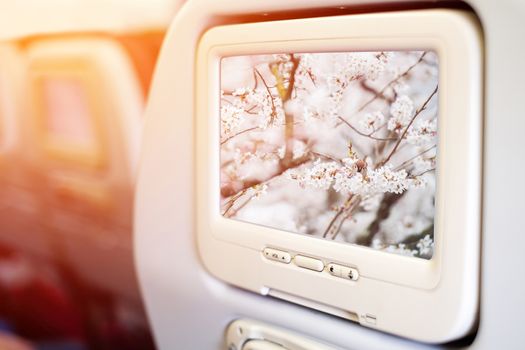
top-left (200, 43), bottom-right (451, 291)
top-left (196, 9), bottom-right (480, 301)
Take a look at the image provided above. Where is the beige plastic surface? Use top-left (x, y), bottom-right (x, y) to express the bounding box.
top-left (196, 9), bottom-right (482, 343)
top-left (135, 0), bottom-right (525, 348)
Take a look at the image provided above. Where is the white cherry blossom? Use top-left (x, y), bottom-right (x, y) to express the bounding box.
top-left (388, 95), bottom-right (414, 132)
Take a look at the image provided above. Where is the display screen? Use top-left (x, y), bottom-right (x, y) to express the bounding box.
top-left (43, 78), bottom-right (96, 149)
top-left (220, 51), bottom-right (438, 259)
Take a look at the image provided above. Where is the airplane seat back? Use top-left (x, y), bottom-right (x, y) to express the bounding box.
top-left (0, 4), bottom-right (172, 349)
top-left (135, 0), bottom-right (525, 349)
top-left (0, 44), bottom-right (46, 256)
top-left (15, 34), bottom-right (146, 302)
top-left (0, 45), bottom-right (22, 158)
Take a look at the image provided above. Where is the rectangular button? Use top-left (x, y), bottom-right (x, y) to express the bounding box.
top-left (294, 255), bottom-right (324, 272)
top-left (263, 248), bottom-right (291, 264)
top-left (328, 263), bottom-right (359, 281)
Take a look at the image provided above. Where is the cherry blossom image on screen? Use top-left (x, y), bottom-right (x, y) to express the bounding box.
top-left (220, 51), bottom-right (438, 259)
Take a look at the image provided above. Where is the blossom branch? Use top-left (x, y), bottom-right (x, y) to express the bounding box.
top-left (220, 127), bottom-right (260, 145)
top-left (393, 145), bottom-right (437, 171)
top-left (222, 189), bottom-right (248, 216)
top-left (221, 153), bottom-right (312, 198)
top-left (354, 51), bottom-right (428, 113)
top-left (223, 182), bottom-right (270, 218)
top-left (335, 52), bottom-right (427, 129)
top-left (378, 85), bottom-right (438, 167)
top-left (310, 151), bottom-right (343, 164)
top-left (254, 68), bottom-right (278, 124)
top-left (322, 194), bottom-right (362, 239)
top-left (409, 168), bottom-right (436, 178)
top-left (359, 80), bottom-right (394, 104)
top-left (327, 197), bottom-right (361, 240)
top-left (337, 116), bottom-right (398, 142)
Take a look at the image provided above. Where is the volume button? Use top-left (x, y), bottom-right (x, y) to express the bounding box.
top-left (341, 266), bottom-right (360, 281)
top-left (263, 248), bottom-right (291, 264)
top-left (328, 263), bottom-right (359, 281)
top-left (327, 263), bottom-right (342, 277)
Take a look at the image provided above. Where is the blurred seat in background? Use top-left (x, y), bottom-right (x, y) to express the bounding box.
top-left (0, 43), bottom-right (45, 259)
top-left (0, 31), bottom-right (164, 350)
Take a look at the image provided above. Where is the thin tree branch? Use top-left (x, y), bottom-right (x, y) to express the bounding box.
top-left (359, 80), bottom-right (394, 104)
top-left (221, 127), bottom-right (260, 145)
top-left (221, 153), bottom-right (311, 198)
top-left (369, 122), bottom-right (388, 136)
top-left (222, 189), bottom-right (248, 216)
top-left (306, 70), bottom-right (317, 87)
top-left (336, 51), bottom-right (428, 128)
top-left (355, 51), bottom-right (427, 114)
top-left (409, 168), bottom-right (436, 178)
top-left (393, 145), bottom-right (437, 171)
top-left (323, 195), bottom-right (356, 238)
top-left (225, 182), bottom-right (271, 218)
top-left (337, 116), bottom-right (398, 142)
top-left (254, 68), bottom-right (278, 124)
top-left (310, 151), bottom-right (343, 164)
top-left (323, 200), bottom-right (349, 239)
top-left (378, 85), bottom-right (438, 167)
top-left (329, 198), bottom-right (361, 240)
